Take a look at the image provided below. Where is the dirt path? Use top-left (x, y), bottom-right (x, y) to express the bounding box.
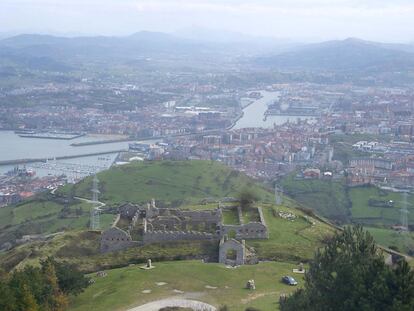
top-left (127, 298), bottom-right (216, 311)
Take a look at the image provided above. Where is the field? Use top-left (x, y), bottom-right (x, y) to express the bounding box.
top-left (58, 160), bottom-right (274, 206)
top-left (69, 260), bottom-right (304, 311)
top-left (365, 227), bottom-right (414, 254)
top-left (349, 187), bottom-right (414, 225)
top-left (280, 174), bottom-right (350, 222)
top-left (279, 172), bottom-right (414, 254)
top-left (0, 196), bottom-right (114, 249)
top-left (247, 203), bottom-right (334, 262)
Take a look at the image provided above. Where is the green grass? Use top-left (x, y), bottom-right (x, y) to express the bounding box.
top-left (247, 203), bottom-right (334, 262)
top-left (222, 209), bottom-right (240, 225)
top-left (0, 197), bottom-right (114, 251)
top-left (0, 199), bottom-right (96, 231)
top-left (69, 260), bottom-right (304, 311)
top-left (365, 227), bottom-right (414, 254)
top-left (58, 160), bottom-right (274, 206)
top-left (280, 174), bottom-right (351, 222)
top-left (277, 177), bottom-right (414, 254)
top-left (242, 207), bottom-right (260, 223)
top-left (349, 187), bottom-right (414, 226)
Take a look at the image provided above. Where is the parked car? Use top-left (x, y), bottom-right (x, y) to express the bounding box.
top-left (282, 276), bottom-right (298, 286)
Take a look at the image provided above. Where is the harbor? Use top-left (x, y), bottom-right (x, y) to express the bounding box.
top-left (0, 131), bottom-right (159, 178)
top-left (18, 132), bottom-right (85, 140)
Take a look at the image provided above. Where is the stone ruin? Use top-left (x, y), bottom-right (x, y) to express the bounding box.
top-left (100, 198), bottom-right (269, 266)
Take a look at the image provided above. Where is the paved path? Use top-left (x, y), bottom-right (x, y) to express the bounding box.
top-left (127, 298), bottom-right (216, 311)
top-left (75, 196), bottom-right (106, 208)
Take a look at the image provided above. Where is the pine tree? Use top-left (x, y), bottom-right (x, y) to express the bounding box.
top-left (0, 280), bottom-right (16, 311)
top-left (281, 226), bottom-right (414, 311)
top-left (20, 284), bottom-right (39, 311)
top-left (42, 262), bottom-right (68, 311)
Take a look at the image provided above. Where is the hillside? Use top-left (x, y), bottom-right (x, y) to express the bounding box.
top-left (279, 173), bottom-right (414, 255)
top-left (58, 160), bottom-right (274, 205)
top-left (0, 195), bottom-right (115, 251)
top-left (0, 160), bottom-right (336, 311)
top-left (256, 38), bottom-right (414, 72)
top-left (68, 261), bottom-right (302, 311)
top-left (0, 199), bottom-right (334, 272)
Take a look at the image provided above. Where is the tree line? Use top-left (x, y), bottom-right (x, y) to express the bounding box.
top-left (0, 257), bottom-right (89, 311)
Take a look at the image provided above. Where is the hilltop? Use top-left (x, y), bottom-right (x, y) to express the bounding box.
top-left (58, 160), bottom-right (274, 205)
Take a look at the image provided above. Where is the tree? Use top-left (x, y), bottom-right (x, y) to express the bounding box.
top-left (19, 284), bottom-right (39, 311)
top-left (238, 188), bottom-right (259, 209)
top-left (41, 257), bottom-right (89, 296)
top-left (0, 280), bottom-right (16, 311)
top-left (281, 226), bottom-right (414, 311)
top-left (42, 261), bottom-right (68, 311)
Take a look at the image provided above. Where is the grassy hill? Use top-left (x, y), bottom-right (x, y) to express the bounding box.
top-left (69, 260), bottom-right (303, 311)
top-left (0, 195), bottom-right (114, 250)
top-left (0, 160), bottom-right (337, 310)
top-left (0, 199), bottom-right (334, 272)
top-left (58, 160), bottom-right (274, 205)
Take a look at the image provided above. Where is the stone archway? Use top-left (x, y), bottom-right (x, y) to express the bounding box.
top-left (219, 238), bottom-right (245, 266)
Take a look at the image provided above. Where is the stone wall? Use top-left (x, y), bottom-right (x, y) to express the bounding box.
top-left (221, 222), bottom-right (268, 239)
top-left (143, 230), bottom-right (218, 244)
top-left (257, 206), bottom-right (266, 226)
top-left (100, 227), bottom-right (140, 253)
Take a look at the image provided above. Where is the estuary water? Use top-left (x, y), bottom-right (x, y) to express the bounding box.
top-left (232, 90), bottom-right (316, 129)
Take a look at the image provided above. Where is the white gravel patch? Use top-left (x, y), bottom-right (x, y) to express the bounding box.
top-left (155, 282), bottom-right (167, 286)
top-left (205, 285), bottom-right (217, 289)
top-left (127, 298), bottom-right (216, 311)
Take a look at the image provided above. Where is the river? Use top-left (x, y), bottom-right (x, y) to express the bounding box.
top-left (232, 90), bottom-right (316, 129)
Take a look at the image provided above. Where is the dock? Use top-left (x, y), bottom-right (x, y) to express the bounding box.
top-left (0, 150), bottom-right (125, 166)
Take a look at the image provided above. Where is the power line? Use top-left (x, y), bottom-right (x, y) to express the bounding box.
top-left (90, 175), bottom-right (101, 230)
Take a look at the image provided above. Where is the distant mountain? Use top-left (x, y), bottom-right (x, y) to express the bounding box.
top-left (0, 31), bottom-right (214, 72)
top-left (256, 38), bottom-right (414, 72)
top-left (0, 31), bottom-right (204, 56)
top-left (174, 27), bottom-right (300, 55)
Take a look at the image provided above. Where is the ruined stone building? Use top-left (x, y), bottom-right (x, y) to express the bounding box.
top-left (100, 199), bottom-right (268, 265)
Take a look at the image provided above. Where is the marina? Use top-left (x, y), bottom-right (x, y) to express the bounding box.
top-left (0, 131), bottom-right (159, 178)
top-left (18, 132), bottom-right (85, 140)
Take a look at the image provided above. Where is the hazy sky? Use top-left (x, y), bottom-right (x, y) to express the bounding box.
top-left (1, 0), bottom-right (414, 42)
